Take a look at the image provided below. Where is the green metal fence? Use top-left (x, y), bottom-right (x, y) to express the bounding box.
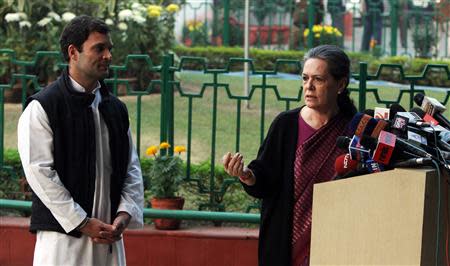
top-left (0, 49), bottom-right (449, 216)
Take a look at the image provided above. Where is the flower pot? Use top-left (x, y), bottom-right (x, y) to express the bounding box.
top-left (150, 196), bottom-right (185, 230)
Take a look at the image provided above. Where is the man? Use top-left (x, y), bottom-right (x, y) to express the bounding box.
top-left (17, 15), bottom-right (144, 265)
top-left (361, 0), bottom-right (384, 51)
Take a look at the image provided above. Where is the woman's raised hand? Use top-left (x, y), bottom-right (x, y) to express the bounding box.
top-left (222, 152), bottom-right (255, 186)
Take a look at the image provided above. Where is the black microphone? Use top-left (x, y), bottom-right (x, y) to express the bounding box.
top-left (393, 157), bottom-right (434, 168)
top-left (389, 103), bottom-right (406, 120)
top-left (414, 93), bottom-right (450, 129)
top-left (360, 132), bottom-right (433, 161)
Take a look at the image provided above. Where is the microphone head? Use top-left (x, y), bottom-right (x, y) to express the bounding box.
top-left (360, 135), bottom-right (377, 151)
top-left (335, 153), bottom-right (359, 176)
top-left (389, 103), bottom-right (406, 120)
top-left (414, 93), bottom-right (424, 106)
top-left (348, 113), bottom-right (374, 137)
top-left (336, 136), bottom-right (351, 149)
top-left (410, 107), bottom-right (425, 118)
top-left (363, 109), bottom-right (375, 117)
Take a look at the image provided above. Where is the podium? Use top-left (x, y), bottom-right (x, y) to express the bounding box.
top-left (310, 168), bottom-right (449, 265)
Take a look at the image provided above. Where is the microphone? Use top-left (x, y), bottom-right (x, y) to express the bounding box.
top-left (361, 131), bottom-right (433, 162)
top-left (414, 93), bottom-right (450, 129)
top-left (337, 135), bottom-right (371, 162)
top-left (374, 107), bottom-right (390, 119)
top-left (361, 131), bottom-right (395, 165)
top-left (393, 157), bottom-right (434, 168)
top-left (348, 113), bottom-right (373, 137)
top-left (334, 153), bottom-right (375, 179)
top-left (335, 153), bottom-right (363, 176)
top-left (411, 107), bottom-right (441, 127)
top-left (389, 103), bottom-right (406, 120)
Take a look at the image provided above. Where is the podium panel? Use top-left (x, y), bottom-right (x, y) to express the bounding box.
top-left (310, 168), bottom-right (449, 265)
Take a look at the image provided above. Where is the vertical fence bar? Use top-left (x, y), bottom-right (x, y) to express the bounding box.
top-left (136, 95), bottom-right (142, 157)
top-left (168, 54), bottom-right (175, 156)
top-left (0, 88), bottom-right (4, 167)
top-left (223, 0), bottom-right (230, 46)
top-left (390, 0), bottom-right (398, 56)
top-left (307, 0), bottom-right (314, 49)
top-left (160, 55), bottom-right (170, 155)
top-left (358, 62), bottom-right (368, 112)
top-left (210, 74), bottom-right (219, 208)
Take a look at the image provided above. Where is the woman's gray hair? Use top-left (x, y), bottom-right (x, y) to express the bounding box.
top-left (304, 45), bottom-right (357, 117)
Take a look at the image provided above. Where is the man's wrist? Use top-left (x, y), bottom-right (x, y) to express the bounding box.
top-left (76, 216), bottom-right (90, 231)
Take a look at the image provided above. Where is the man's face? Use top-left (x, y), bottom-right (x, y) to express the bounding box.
top-left (70, 32), bottom-right (113, 82)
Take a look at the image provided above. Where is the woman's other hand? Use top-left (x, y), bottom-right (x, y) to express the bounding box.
top-left (222, 152), bottom-right (256, 186)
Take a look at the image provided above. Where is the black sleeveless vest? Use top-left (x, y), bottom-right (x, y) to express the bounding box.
top-left (26, 68), bottom-right (130, 237)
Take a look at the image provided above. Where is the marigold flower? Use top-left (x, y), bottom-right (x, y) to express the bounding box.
top-left (166, 4), bottom-right (180, 13)
top-left (148, 9), bottom-right (161, 18)
top-left (146, 145), bottom-right (158, 156)
top-left (160, 142), bottom-right (170, 149)
top-left (303, 28), bottom-right (310, 37)
top-left (174, 146), bottom-right (186, 154)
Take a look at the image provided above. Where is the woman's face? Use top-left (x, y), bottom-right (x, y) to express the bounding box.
top-left (301, 58), bottom-right (345, 113)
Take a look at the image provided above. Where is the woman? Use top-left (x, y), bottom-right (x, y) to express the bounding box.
top-left (223, 45), bottom-right (357, 266)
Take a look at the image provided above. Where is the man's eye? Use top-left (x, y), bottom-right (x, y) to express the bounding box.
top-left (302, 76), bottom-right (308, 81)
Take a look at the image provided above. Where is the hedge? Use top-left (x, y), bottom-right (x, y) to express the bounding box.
top-left (173, 46), bottom-right (450, 86)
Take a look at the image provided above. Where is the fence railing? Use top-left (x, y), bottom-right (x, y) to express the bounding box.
top-left (0, 49), bottom-right (449, 213)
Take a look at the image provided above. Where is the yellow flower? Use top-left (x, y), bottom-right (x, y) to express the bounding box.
top-left (166, 4), bottom-right (179, 13)
top-left (312, 25), bottom-right (322, 33)
top-left (174, 145), bottom-right (186, 154)
top-left (195, 21), bottom-right (203, 30)
top-left (314, 33), bottom-right (320, 38)
top-left (147, 5), bottom-right (162, 18)
top-left (148, 9), bottom-right (161, 18)
top-left (160, 142), bottom-right (171, 149)
top-left (147, 5), bottom-right (162, 12)
top-left (146, 145), bottom-right (158, 156)
top-left (188, 25), bottom-right (194, 31)
top-left (303, 28), bottom-right (309, 37)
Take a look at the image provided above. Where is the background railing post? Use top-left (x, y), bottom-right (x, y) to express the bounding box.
top-left (160, 54), bottom-right (175, 156)
top-left (390, 0), bottom-right (398, 56)
top-left (307, 0), bottom-right (314, 49)
top-left (359, 62), bottom-right (368, 112)
top-left (223, 0), bottom-right (230, 46)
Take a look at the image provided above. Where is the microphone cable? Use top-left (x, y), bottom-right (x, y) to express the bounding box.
top-left (431, 160), bottom-right (441, 266)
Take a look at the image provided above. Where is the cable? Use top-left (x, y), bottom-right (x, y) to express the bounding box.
top-left (445, 166), bottom-right (450, 266)
top-left (432, 160), bottom-right (441, 266)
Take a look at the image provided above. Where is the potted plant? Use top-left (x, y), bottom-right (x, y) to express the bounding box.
top-left (145, 142), bottom-right (186, 230)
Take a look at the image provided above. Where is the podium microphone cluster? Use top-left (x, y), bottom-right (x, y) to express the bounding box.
top-left (335, 103), bottom-right (450, 179)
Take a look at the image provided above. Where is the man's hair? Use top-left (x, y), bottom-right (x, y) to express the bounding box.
top-left (59, 15), bottom-right (110, 62)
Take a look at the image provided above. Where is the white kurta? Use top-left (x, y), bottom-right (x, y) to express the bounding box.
top-left (17, 78), bottom-right (144, 266)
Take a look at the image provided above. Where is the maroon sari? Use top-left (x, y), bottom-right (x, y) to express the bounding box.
top-left (291, 112), bottom-right (350, 265)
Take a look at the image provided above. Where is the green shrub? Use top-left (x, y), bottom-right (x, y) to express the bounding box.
top-left (173, 46), bottom-right (450, 86)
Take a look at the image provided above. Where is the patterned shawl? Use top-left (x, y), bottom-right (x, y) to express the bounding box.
top-left (291, 112), bottom-right (350, 265)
